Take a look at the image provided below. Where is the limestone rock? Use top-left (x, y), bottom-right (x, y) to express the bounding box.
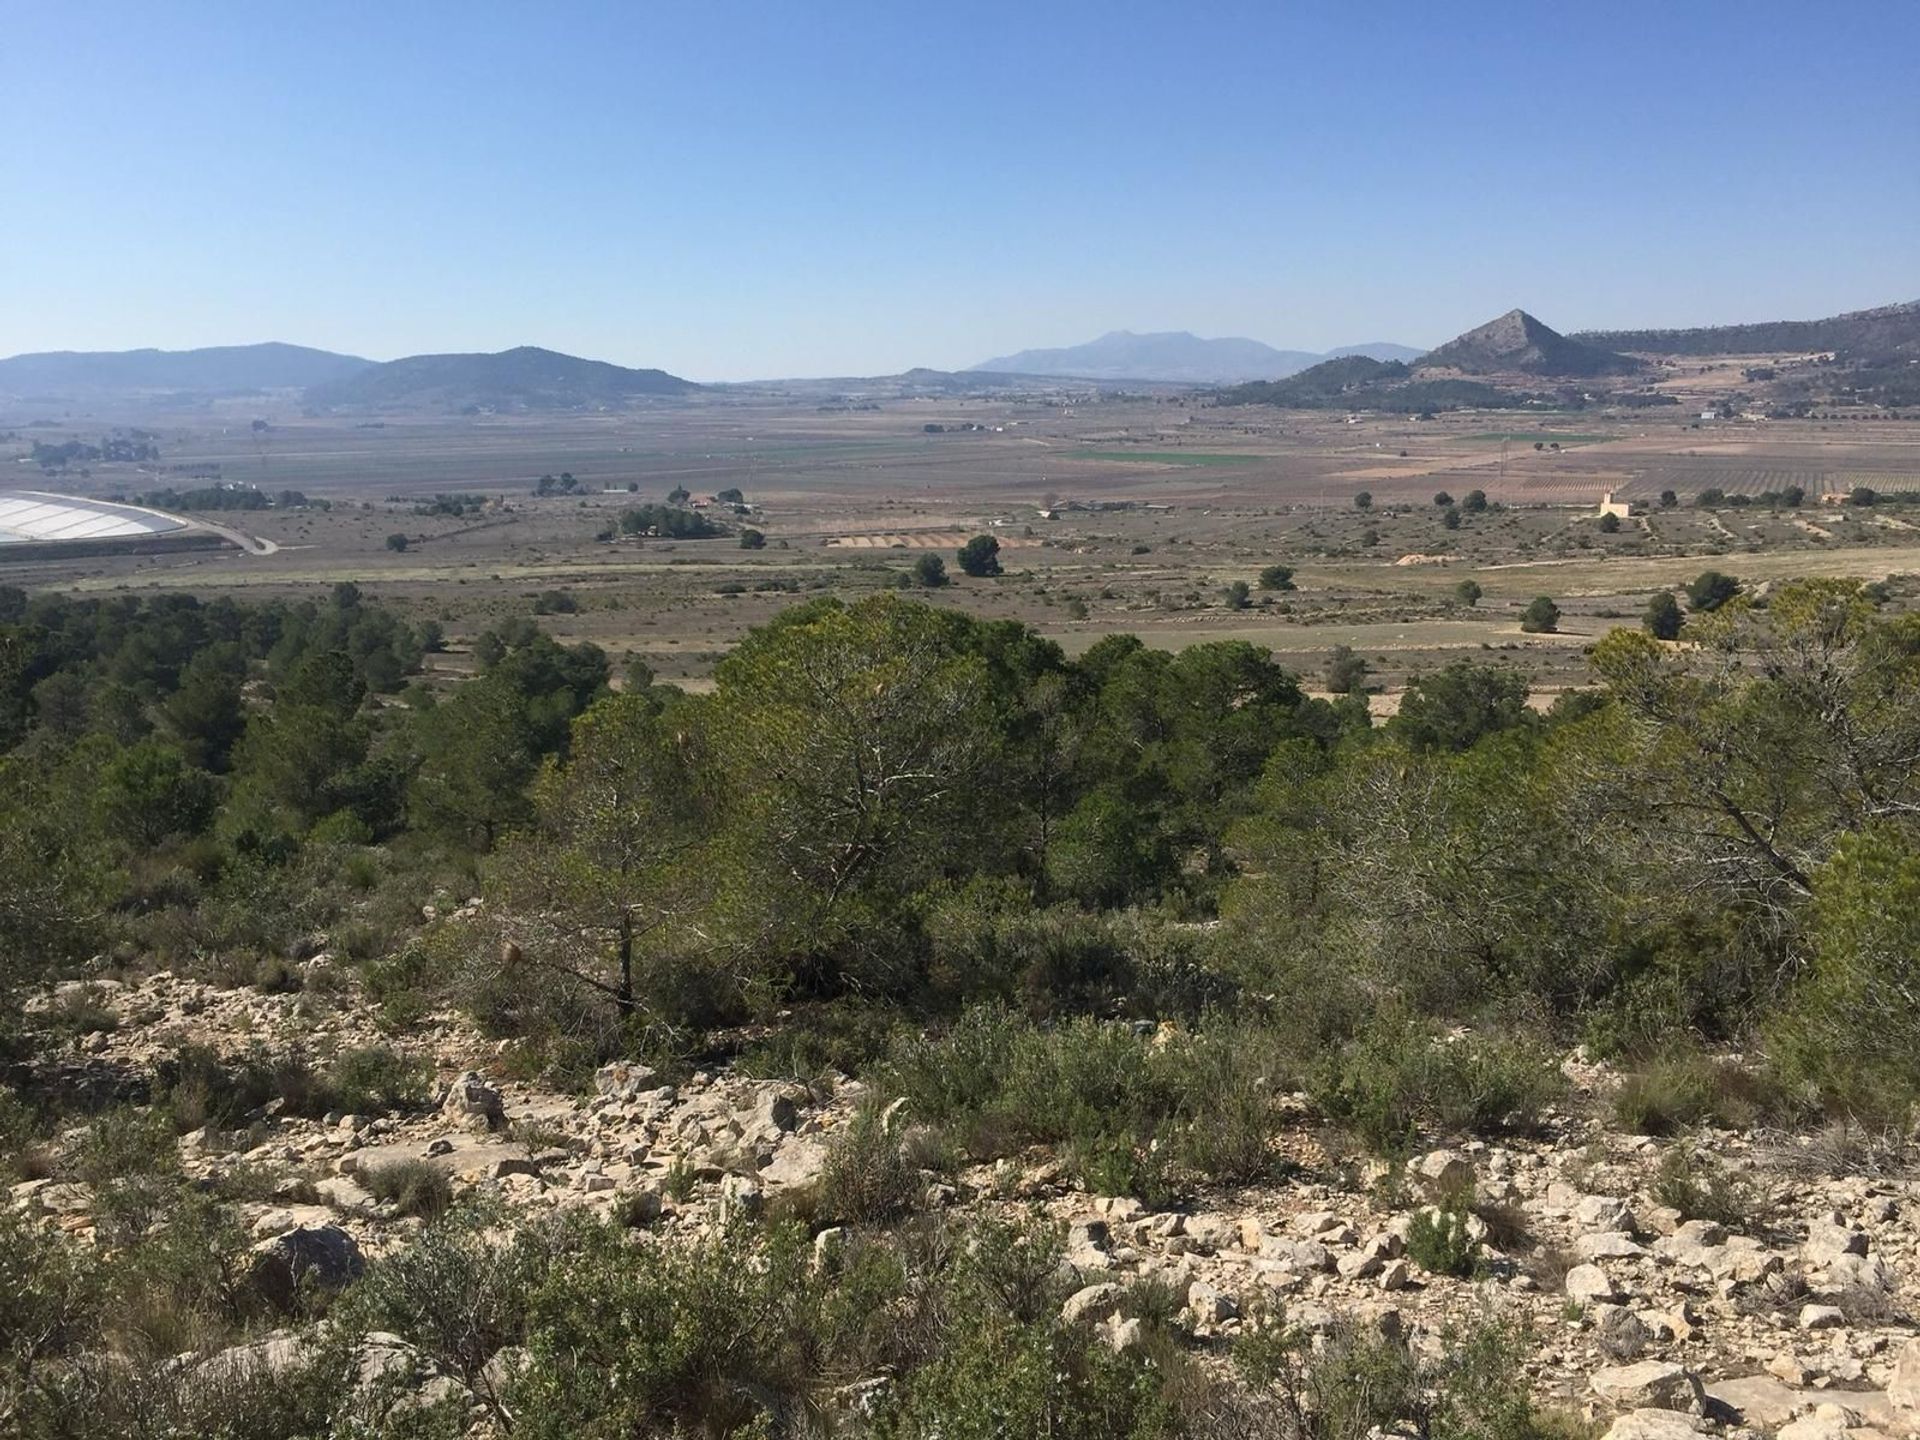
top-left (1597, 1412), bottom-right (1707, 1440)
top-left (1887, 1337), bottom-right (1920, 1411)
top-left (479, 1345), bottom-right (531, 1409)
top-left (1589, 1361), bottom-right (1705, 1414)
top-left (1577, 1231), bottom-right (1649, 1260)
top-left (440, 1072), bottom-right (504, 1131)
top-left (761, 1138), bottom-right (827, 1189)
top-left (1819, 1251), bottom-right (1892, 1292)
top-left (1186, 1279), bottom-right (1236, 1324)
top-left (1412, 1149), bottom-right (1474, 1198)
top-left (594, 1061), bottom-right (662, 1101)
top-left (1062, 1282), bottom-right (1126, 1326)
top-left (248, 1224), bottom-right (366, 1312)
top-left (1803, 1216), bottom-right (1867, 1266)
top-left (1567, 1263), bottom-right (1622, 1305)
top-left (1798, 1303), bottom-right (1846, 1331)
top-left (1776, 1407), bottom-right (1857, 1440)
top-left (1576, 1195), bottom-right (1639, 1235)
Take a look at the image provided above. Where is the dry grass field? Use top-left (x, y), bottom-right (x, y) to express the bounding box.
top-left (5, 383), bottom-right (1919, 694)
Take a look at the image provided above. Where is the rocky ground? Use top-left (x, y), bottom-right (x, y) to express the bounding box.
top-left (16, 964), bottom-right (1920, 1439)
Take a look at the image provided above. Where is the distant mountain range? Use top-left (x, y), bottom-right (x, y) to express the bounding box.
top-left (6, 298), bottom-right (1913, 411)
top-left (1580, 300), bottom-right (1920, 358)
top-left (1217, 309), bottom-right (1645, 411)
top-left (304, 347), bottom-right (698, 411)
top-left (969, 331), bottom-right (1421, 384)
top-left (0, 342), bottom-right (372, 396)
top-left (1415, 309), bottom-right (1642, 378)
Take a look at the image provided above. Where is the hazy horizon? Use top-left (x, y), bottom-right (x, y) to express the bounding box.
top-left (5, 1), bottom-right (1915, 382)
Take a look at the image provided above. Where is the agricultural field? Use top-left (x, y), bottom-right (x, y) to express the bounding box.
top-left (4, 388), bottom-right (1918, 696)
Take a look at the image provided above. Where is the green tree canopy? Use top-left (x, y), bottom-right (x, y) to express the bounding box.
top-left (957, 535), bottom-right (1002, 578)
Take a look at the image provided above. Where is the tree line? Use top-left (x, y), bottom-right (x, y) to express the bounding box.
top-left (6, 579), bottom-right (1919, 1124)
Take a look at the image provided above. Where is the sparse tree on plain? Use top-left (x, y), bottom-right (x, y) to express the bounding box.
top-left (1520, 596), bottom-right (1560, 633)
top-left (957, 534), bottom-right (1002, 577)
top-left (1644, 591), bottom-right (1683, 640)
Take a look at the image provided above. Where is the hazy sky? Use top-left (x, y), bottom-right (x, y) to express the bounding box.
top-left (4, 1), bottom-right (1915, 381)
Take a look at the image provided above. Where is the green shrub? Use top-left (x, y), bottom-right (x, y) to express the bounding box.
top-left (1613, 1048), bottom-right (1773, 1136)
top-left (361, 1159), bottom-right (453, 1220)
top-left (347, 1202), bottom-right (566, 1398)
top-left (512, 1223), bottom-right (820, 1438)
top-left (819, 1106), bottom-right (919, 1225)
top-left (733, 1001), bottom-right (899, 1082)
top-left (871, 1305), bottom-right (1177, 1440)
top-left (39, 984), bottom-right (120, 1037)
top-left (0, 1085), bottom-right (49, 1181)
top-left (1767, 829), bottom-right (1920, 1127)
top-left (72, 1108), bottom-right (177, 1190)
top-left (884, 1008), bottom-right (1286, 1199)
top-left (325, 1044), bottom-right (431, 1114)
top-left (361, 940), bottom-right (440, 1027)
top-left (155, 1041), bottom-right (425, 1131)
top-left (1407, 1202), bottom-right (1480, 1278)
top-left (1313, 1010), bottom-right (1563, 1153)
top-left (1651, 1145), bottom-right (1758, 1229)
top-left (1234, 1309), bottom-right (1566, 1440)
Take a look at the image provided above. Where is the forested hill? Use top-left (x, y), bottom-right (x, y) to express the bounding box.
top-left (1581, 299), bottom-right (1920, 357)
top-left (304, 346), bottom-right (699, 411)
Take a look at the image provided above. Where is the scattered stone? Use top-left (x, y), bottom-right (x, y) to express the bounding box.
top-left (440, 1072), bottom-right (504, 1131)
top-left (1567, 1263), bottom-right (1622, 1305)
top-left (1589, 1361), bottom-right (1706, 1414)
top-left (1597, 1412), bottom-right (1707, 1440)
top-left (1886, 1337), bottom-right (1920, 1411)
top-left (1187, 1279), bottom-right (1236, 1324)
top-left (1577, 1231), bottom-right (1649, 1260)
top-left (813, 1227), bottom-right (847, 1271)
top-left (1577, 1195), bottom-right (1639, 1234)
top-left (1412, 1149), bottom-right (1474, 1198)
top-left (594, 1061), bottom-right (661, 1101)
top-left (248, 1224), bottom-right (366, 1313)
top-left (1798, 1303), bottom-right (1846, 1331)
top-left (1062, 1283), bottom-right (1127, 1326)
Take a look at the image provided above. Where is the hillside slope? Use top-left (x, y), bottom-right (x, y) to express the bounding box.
top-left (0, 342), bottom-right (372, 396)
top-left (1581, 300), bottom-right (1920, 357)
top-left (972, 330), bottom-right (1323, 383)
top-left (1416, 309), bottom-right (1641, 378)
top-left (305, 346), bottom-right (698, 411)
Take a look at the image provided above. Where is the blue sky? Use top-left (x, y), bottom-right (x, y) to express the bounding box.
top-left (3, 1), bottom-right (1915, 380)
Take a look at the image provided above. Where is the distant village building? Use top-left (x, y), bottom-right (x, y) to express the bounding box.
top-left (1598, 491), bottom-right (1634, 519)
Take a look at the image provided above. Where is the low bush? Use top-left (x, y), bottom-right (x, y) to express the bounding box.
top-left (325, 1044), bottom-right (431, 1114)
top-left (155, 1041), bottom-right (427, 1131)
top-left (1612, 1047), bottom-right (1776, 1136)
top-left (1407, 1201), bottom-right (1480, 1278)
top-left (361, 1159), bottom-right (453, 1220)
top-left (882, 1008), bottom-right (1286, 1199)
top-left (1233, 1309), bottom-right (1572, 1440)
top-left (347, 1202), bottom-right (568, 1400)
top-left (818, 1105), bottom-right (920, 1225)
top-left (1311, 1009), bottom-right (1563, 1153)
top-left (1651, 1145), bottom-right (1761, 1230)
